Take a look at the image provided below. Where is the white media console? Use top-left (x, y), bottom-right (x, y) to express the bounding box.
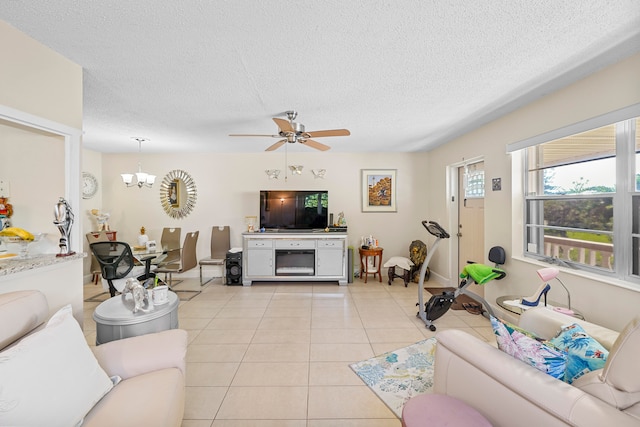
top-left (242, 232), bottom-right (348, 285)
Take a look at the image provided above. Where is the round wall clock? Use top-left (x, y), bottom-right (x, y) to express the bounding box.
top-left (82, 172), bottom-right (99, 199)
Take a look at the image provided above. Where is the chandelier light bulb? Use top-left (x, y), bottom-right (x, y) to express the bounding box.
top-left (122, 138), bottom-right (155, 188)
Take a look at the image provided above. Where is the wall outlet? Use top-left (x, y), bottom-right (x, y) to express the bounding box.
top-left (0, 180), bottom-right (10, 197)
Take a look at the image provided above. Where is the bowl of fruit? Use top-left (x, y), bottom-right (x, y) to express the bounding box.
top-left (0, 228), bottom-right (45, 258)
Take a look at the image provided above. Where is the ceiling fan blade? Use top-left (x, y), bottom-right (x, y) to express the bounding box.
top-left (229, 134), bottom-right (278, 137)
top-left (273, 118), bottom-right (294, 133)
top-left (304, 129), bottom-right (351, 138)
top-left (265, 139), bottom-right (287, 151)
top-left (300, 139), bottom-right (330, 151)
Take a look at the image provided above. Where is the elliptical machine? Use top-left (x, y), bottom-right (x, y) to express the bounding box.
top-left (416, 220), bottom-right (502, 331)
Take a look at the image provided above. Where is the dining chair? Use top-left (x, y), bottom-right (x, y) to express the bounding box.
top-left (90, 241), bottom-right (153, 297)
top-left (155, 227), bottom-right (181, 268)
top-left (198, 226), bottom-right (230, 285)
top-left (86, 231), bottom-right (110, 285)
top-left (156, 230), bottom-right (199, 287)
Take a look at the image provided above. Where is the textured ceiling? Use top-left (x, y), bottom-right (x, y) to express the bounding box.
top-left (1, 1), bottom-right (639, 154)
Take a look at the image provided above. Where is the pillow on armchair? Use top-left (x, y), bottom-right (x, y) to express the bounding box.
top-left (548, 323), bottom-right (608, 384)
top-left (490, 316), bottom-right (566, 380)
top-left (0, 305), bottom-right (114, 426)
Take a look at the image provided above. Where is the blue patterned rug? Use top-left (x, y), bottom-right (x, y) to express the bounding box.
top-left (350, 338), bottom-right (437, 418)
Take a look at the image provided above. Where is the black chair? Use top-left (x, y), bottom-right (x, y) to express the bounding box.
top-left (90, 241), bottom-right (155, 297)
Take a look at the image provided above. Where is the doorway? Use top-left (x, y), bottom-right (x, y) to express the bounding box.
top-left (449, 158), bottom-right (485, 297)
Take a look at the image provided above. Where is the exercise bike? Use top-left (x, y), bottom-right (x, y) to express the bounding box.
top-left (416, 220), bottom-right (504, 331)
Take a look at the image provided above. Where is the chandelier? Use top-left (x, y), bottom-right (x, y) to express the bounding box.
top-left (121, 137), bottom-right (156, 188)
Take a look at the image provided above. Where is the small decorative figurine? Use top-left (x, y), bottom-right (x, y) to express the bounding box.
top-left (0, 197), bottom-right (13, 230)
top-left (53, 197), bottom-right (75, 257)
top-left (90, 209), bottom-right (110, 231)
top-left (121, 278), bottom-right (151, 313)
top-left (337, 211), bottom-right (347, 227)
top-left (138, 226), bottom-right (149, 247)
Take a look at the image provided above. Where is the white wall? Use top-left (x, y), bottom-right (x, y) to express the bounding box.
top-left (84, 151), bottom-right (430, 281)
top-left (0, 21), bottom-right (82, 130)
top-left (0, 20), bottom-right (84, 325)
top-left (426, 53), bottom-right (640, 331)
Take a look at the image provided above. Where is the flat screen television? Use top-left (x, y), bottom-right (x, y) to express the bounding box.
top-left (260, 190), bottom-right (328, 230)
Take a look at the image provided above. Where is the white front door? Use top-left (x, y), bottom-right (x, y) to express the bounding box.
top-left (457, 162), bottom-right (485, 297)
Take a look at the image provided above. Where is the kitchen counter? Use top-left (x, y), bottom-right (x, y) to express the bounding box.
top-left (0, 252), bottom-right (85, 277)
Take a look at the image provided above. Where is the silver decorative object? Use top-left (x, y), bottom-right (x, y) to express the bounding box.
top-left (121, 278), bottom-right (151, 313)
top-left (53, 197), bottom-right (75, 257)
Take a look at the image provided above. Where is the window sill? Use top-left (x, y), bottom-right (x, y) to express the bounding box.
top-left (511, 255), bottom-right (640, 293)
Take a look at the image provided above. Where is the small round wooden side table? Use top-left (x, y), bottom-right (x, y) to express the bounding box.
top-left (359, 247), bottom-right (383, 283)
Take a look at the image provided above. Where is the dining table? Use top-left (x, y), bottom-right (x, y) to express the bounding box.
top-left (132, 246), bottom-right (167, 283)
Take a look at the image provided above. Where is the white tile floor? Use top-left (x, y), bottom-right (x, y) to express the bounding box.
top-left (83, 276), bottom-right (495, 427)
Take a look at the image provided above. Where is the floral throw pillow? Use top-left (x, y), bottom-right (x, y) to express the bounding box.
top-left (548, 323), bottom-right (608, 384)
top-left (490, 316), bottom-right (566, 380)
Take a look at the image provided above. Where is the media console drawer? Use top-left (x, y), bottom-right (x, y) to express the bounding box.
top-left (275, 240), bottom-right (316, 250)
top-left (247, 240), bottom-right (273, 248)
top-left (317, 240), bottom-right (343, 249)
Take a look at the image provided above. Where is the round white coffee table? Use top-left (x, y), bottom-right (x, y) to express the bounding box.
top-left (93, 291), bottom-right (179, 345)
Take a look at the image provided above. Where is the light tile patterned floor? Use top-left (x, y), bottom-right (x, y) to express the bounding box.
top-left (83, 277), bottom-right (495, 427)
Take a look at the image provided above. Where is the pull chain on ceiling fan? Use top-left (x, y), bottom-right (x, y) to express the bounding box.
top-left (230, 110), bottom-right (350, 151)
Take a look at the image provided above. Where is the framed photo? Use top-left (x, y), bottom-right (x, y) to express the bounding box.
top-left (361, 169), bottom-right (397, 212)
top-left (168, 179), bottom-right (179, 208)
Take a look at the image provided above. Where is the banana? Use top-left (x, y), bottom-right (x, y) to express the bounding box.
top-left (0, 227), bottom-right (35, 241)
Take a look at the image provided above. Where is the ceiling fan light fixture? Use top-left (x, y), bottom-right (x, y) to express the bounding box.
top-left (289, 165), bottom-right (303, 175)
top-left (311, 169), bottom-right (326, 179)
top-left (265, 169), bottom-right (280, 179)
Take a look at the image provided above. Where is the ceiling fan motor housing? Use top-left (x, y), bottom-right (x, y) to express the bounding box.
top-left (282, 122), bottom-right (306, 143)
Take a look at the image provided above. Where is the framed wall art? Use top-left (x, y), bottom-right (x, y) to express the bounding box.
top-left (361, 169), bottom-right (397, 212)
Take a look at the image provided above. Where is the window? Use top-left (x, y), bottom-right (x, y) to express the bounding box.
top-left (464, 164), bottom-right (485, 198)
top-left (523, 116), bottom-right (638, 281)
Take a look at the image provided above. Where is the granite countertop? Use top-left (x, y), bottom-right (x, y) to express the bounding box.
top-left (0, 252), bottom-right (85, 277)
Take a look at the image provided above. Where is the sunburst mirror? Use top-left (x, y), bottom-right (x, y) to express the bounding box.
top-left (159, 169), bottom-right (197, 219)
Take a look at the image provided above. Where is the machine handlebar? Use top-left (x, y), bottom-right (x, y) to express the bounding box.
top-left (421, 220), bottom-right (450, 239)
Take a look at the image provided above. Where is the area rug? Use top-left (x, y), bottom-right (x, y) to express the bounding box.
top-left (350, 338), bottom-right (437, 418)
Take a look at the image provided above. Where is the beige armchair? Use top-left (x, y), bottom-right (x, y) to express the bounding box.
top-left (433, 308), bottom-right (640, 426)
top-left (0, 290), bottom-right (186, 427)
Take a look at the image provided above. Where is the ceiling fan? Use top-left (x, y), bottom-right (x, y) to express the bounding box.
top-left (230, 110), bottom-right (350, 151)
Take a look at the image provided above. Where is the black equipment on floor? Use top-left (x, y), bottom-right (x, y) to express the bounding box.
top-left (225, 251), bottom-right (242, 285)
top-left (415, 221), bottom-right (505, 331)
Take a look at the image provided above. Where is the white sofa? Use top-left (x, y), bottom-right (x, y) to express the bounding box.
top-left (0, 290), bottom-right (187, 427)
top-left (433, 307), bottom-right (640, 427)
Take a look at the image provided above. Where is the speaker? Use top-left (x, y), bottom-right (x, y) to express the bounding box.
top-left (225, 251), bottom-right (242, 285)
